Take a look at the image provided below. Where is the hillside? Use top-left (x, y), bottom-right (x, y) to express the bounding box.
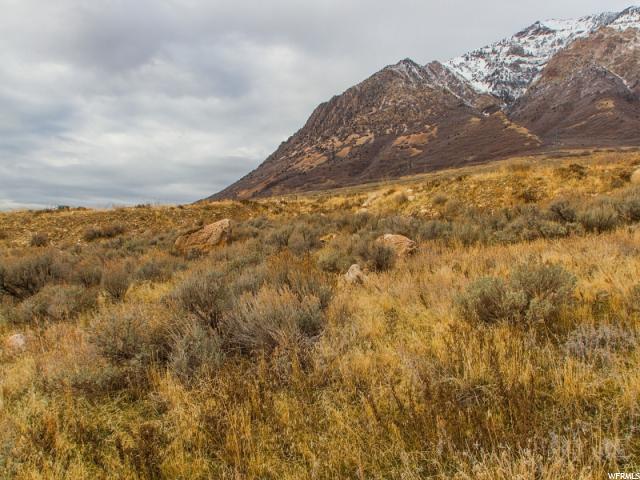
top-left (3, 150), bottom-right (640, 477)
top-left (210, 7), bottom-right (640, 201)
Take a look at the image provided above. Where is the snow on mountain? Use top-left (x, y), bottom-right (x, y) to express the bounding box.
top-left (444, 7), bottom-right (640, 104)
top-left (610, 6), bottom-right (640, 30)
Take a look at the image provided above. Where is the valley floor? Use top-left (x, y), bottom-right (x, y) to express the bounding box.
top-left (1, 149), bottom-right (640, 478)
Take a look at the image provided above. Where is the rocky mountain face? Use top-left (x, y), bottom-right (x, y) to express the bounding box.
top-left (210, 7), bottom-right (640, 200)
top-left (510, 26), bottom-right (640, 147)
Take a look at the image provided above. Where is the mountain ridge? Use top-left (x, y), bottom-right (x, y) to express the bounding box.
top-left (209, 6), bottom-right (640, 201)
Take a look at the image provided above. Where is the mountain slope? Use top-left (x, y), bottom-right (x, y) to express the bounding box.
top-left (445, 6), bottom-right (640, 104)
top-left (209, 6), bottom-right (640, 201)
top-left (510, 26), bottom-right (640, 147)
top-left (211, 60), bottom-right (536, 199)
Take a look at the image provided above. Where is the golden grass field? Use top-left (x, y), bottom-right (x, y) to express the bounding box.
top-left (1, 148), bottom-right (640, 479)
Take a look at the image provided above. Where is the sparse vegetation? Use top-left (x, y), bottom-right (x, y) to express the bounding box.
top-left (2, 151), bottom-right (640, 477)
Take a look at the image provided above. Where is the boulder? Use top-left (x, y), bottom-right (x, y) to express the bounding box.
top-left (344, 264), bottom-right (366, 284)
top-left (631, 169), bottom-right (640, 185)
top-left (175, 219), bottom-right (232, 253)
top-left (5, 333), bottom-right (26, 353)
top-left (376, 234), bottom-right (417, 256)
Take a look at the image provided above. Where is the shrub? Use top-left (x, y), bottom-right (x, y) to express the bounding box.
top-left (222, 286), bottom-right (324, 354)
top-left (548, 200), bottom-right (577, 223)
top-left (90, 304), bottom-right (172, 365)
top-left (578, 204), bottom-right (619, 233)
top-left (136, 255), bottom-right (185, 282)
top-left (266, 225), bottom-right (293, 249)
top-left (518, 187), bottom-right (540, 203)
top-left (73, 259), bottom-right (103, 287)
top-left (432, 193), bottom-right (448, 206)
top-left (0, 250), bottom-right (70, 299)
top-left (317, 247), bottom-right (352, 273)
top-left (509, 263), bottom-right (576, 323)
top-left (456, 277), bottom-right (512, 324)
top-left (102, 264), bottom-right (132, 301)
top-left (417, 220), bottom-right (452, 241)
top-left (565, 324), bottom-right (636, 364)
top-left (457, 263), bottom-right (575, 325)
top-left (16, 284), bottom-right (98, 323)
top-left (174, 270), bottom-right (230, 329)
top-left (365, 243), bottom-right (396, 272)
top-left (30, 233), bottom-right (49, 247)
top-left (169, 320), bottom-right (224, 383)
top-left (287, 223), bottom-right (321, 255)
top-left (83, 223), bottom-right (126, 241)
top-left (617, 189), bottom-right (640, 222)
top-left (452, 222), bottom-right (484, 246)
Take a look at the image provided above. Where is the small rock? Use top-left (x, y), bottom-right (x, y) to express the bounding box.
top-left (5, 333), bottom-right (26, 353)
top-left (408, 195), bottom-right (416, 202)
top-left (376, 234), bottom-right (417, 256)
top-left (344, 264), bottom-right (366, 284)
top-left (175, 219), bottom-right (232, 254)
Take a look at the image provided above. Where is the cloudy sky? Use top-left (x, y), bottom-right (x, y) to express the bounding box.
top-left (0, 0), bottom-right (634, 209)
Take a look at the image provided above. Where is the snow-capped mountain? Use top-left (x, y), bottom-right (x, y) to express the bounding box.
top-left (445, 7), bottom-right (640, 104)
top-left (209, 7), bottom-right (640, 201)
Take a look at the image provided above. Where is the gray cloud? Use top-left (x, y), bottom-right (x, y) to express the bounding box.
top-left (0, 0), bottom-right (634, 209)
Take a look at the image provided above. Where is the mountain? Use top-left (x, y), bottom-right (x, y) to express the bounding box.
top-left (510, 25), bottom-right (640, 147)
top-left (209, 7), bottom-right (640, 201)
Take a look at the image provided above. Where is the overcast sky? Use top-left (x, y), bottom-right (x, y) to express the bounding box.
top-left (0, 0), bottom-right (634, 209)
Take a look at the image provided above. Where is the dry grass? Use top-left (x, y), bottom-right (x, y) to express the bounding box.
top-left (1, 149), bottom-right (640, 478)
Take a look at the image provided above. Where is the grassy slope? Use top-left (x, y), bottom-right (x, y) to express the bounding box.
top-left (1, 149), bottom-right (640, 478)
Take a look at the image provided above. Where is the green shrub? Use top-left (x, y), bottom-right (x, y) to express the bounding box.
top-left (136, 255), bottom-right (185, 282)
top-left (16, 284), bottom-right (98, 323)
top-left (548, 200), bottom-right (577, 223)
top-left (617, 189), bottom-right (640, 222)
top-left (90, 304), bottom-right (172, 365)
top-left (222, 286), bottom-right (324, 354)
top-left (317, 246), bottom-right (353, 273)
top-left (266, 225), bottom-right (294, 249)
top-left (287, 223), bottom-right (321, 255)
top-left (452, 222), bottom-right (484, 246)
top-left (456, 277), bottom-right (513, 324)
top-left (417, 220), bottom-right (452, 241)
top-left (578, 204), bottom-right (619, 233)
top-left (457, 263), bottom-right (575, 325)
top-left (169, 320), bottom-right (224, 383)
top-left (509, 263), bottom-right (576, 323)
top-left (174, 270), bottom-right (230, 329)
top-left (365, 243), bottom-right (396, 272)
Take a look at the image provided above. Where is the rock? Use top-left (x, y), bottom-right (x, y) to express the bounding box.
top-left (344, 264), bottom-right (366, 284)
top-left (631, 169), bottom-right (640, 185)
top-left (376, 234), bottom-right (417, 256)
top-left (5, 333), bottom-right (26, 353)
top-left (408, 195), bottom-right (416, 202)
top-left (175, 219), bottom-right (232, 253)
